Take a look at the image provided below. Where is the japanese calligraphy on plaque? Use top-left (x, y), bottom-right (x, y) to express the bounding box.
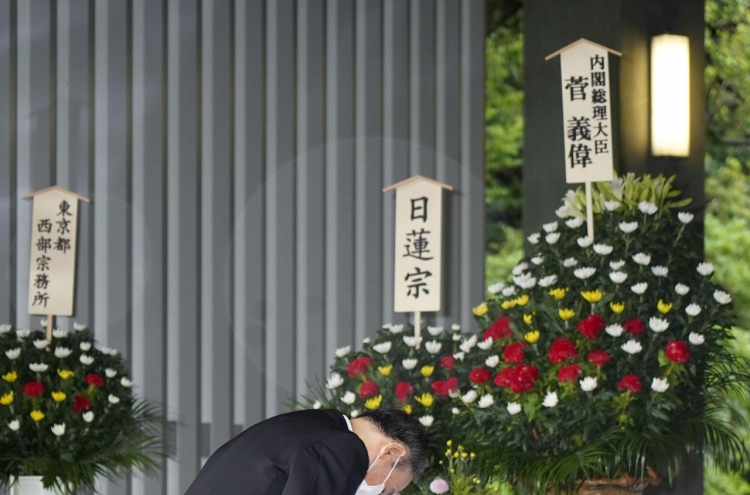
top-left (547, 39), bottom-right (621, 184)
top-left (384, 176), bottom-right (452, 314)
top-left (25, 186), bottom-right (89, 316)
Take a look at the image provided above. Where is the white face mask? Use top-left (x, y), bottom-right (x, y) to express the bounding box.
top-left (355, 449), bottom-right (401, 495)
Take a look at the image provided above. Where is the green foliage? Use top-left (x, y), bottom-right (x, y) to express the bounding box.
top-left (486, 225), bottom-right (524, 293)
top-left (0, 326), bottom-right (163, 493)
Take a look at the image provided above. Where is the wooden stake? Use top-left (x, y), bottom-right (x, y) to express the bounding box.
top-left (414, 311), bottom-right (421, 349)
top-left (46, 314), bottom-right (54, 342)
top-left (585, 181), bottom-right (594, 240)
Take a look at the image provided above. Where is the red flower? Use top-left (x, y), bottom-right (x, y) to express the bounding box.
top-left (440, 355), bottom-right (455, 370)
top-left (548, 338), bottom-right (578, 364)
top-left (503, 343), bottom-right (525, 363)
top-left (494, 368), bottom-right (515, 388)
top-left (577, 314), bottom-right (606, 340)
top-left (483, 316), bottom-right (512, 342)
top-left (85, 373), bottom-right (105, 388)
top-left (347, 356), bottom-right (373, 378)
top-left (395, 382), bottom-right (414, 403)
top-left (22, 381), bottom-right (45, 398)
top-left (431, 377), bottom-right (459, 398)
top-left (587, 350), bottom-right (611, 367)
top-left (509, 364), bottom-right (539, 394)
top-left (359, 380), bottom-right (379, 399)
top-left (557, 364), bottom-right (583, 383)
top-left (73, 395), bottom-right (92, 412)
top-left (618, 374), bottom-right (642, 393)
top-left (666, 340), bottom-right (691, 364)
top-left (623, 319), bottom-right (645, 336)
top-left (469, 367), bottom-right (492, 384)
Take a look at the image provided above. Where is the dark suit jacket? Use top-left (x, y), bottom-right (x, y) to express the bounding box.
top-left (184, 409), bottom-right (369, 495)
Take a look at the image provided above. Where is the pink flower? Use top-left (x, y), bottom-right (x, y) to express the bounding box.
top-left (430, 478), bottom-right (450, 494)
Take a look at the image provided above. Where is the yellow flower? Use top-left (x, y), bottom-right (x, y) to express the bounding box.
top-left (52, 391), bottom-right (66, 403)
top-left (378, 365), bottom-right (393, 377)
top-left (30, 410), bottom-right (45, 422)
top-left (581, 290), bottom-right (603, 303)
top-left (57, 369), bottom-right (74, 380)
top-left (420, 365), bottom-right (435, 377)
top-left (446, 439), bottom-right (453, 446)
top-left (501, 300), bottom-right (517, 310)
top-left (0, 391), bottom-right (13, 406)
top-left (657, 300), bottom-right (673, 314)
top-left (524, 331), bottom-right (540, 344)
top-left (364, 395), bottom-right (383, 410)
top-left (470, 452), bottom-right (476, 459)
top-left (549, 288), bottom-right (568, 300)
top-left (414, 393), bottom-right (434, 407)
top-left (461, 452), bottom-right (468, 459)
top-left (472, 303), bottom-right (489, 316)
top-left (515, 294), bottom-right (530, 306)
top-left (403, 404), bottom-right (412, 415)
top-left (558, 308), bottom-right (576, 321)
top-left (2, 371), bottom-right (17, 383)
top-left (453, 452), bottom-right (459, 458)
top-left (523, 314), bottom-right (533, 325)
top-left (610, 302), bottom-right (625, 314)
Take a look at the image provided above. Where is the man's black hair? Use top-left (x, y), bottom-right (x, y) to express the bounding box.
top-left (357, 408), bottom-right (428, 479)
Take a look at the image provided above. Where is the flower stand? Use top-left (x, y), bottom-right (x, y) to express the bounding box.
top-left (547, 471), bottom-right (659, 495)
top-left (10, 477), bottom-right (62, 495)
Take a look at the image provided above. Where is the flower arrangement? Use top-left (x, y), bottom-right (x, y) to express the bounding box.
top-left (461, 174), bottom-right (750, 493)
top-left (0, 323), bottom-right (161, 493)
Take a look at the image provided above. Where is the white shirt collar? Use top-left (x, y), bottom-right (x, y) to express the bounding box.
top-left (343, 414), bottom-right (353, 432)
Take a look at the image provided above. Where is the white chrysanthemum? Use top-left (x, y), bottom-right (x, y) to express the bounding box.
top-left (105, 368), bottom-right (117, 378)
top-left (460, 336), bottom-right (477, 353)
top-left (5, 348), bottom-right (21, 360)
top-left (341, 392), bottom-right (356, 405)
top-left (425, 341), bottom-right (442, 354)
top-left (335, 346), bottom-right (351, 358)
top-left (577, 236), bottom-right (594, 248)
top-left (610, 260), bottom-right (626, 270)
top-left (555, 204), bottom-right (572, 218)
top-left (373, 342), bottom-right (392, 354)
top-left (452, 407), bottom-right (460, 415)
top-left (477, 337), bottom-right (493, 351)
top-left (101, 347), bottom-right (118, 356)
top-left (80, 342), bottom-right (92, 351)
top-left (610, 271), bottom-right (628, 284)
top-left (453, 352), bottom-right (465, 361)
top-left (689, 332), bottom-right (705, 345)
top-left (513, 273), bottom-right (533, 286)
top-left (512, 263), bottom-right (529, 276)
top-left (33, 339), bottom-right (48, 350)
top-left (542, 392), bottom-right (559, 408)
top-left (478, 394), bottom-right (495, 409)
top-left (402, 358), bottom-right (418, 370)
top-left (619, 221), bottom-right (639, 233)
top-left (80, 355), bottom-right (94, 365)
top-left (312, 401), bottom-right (322, 410)
top-left (54, 347), bottom-right (71, 358)
top-left (593, 244), bottom-right (614, 255)
top-left (16, 329), bottom-right (30, 338)
top-left (531, 256), bottom-right (545, 265)
top-left (678, 212), bottom-right (694, 224)
top-left (83, 411), bottom-right (95, 423)
top-left (487, 283), bottom-right (504, 294)
top-left (118, 376), bottom-right (132, 388)
top-left (51, 424), bottom-right (66, 437)
top-left (697, 263), bottom-right (715, 276)
top-left (714, 290), bottom-right (732, 305)
top-left (675, 284), bottom-right (690, 295)
top-left (632, 253), bottom-right (651, 265)
top-left (351, 409), bottom-right (360, 418)
top-left (0, 324), bottom-right (12, 334)
top-left (563, 257), bottom-right (578, 268)
top-left (108, 395), bottom-right (120, 405)
top-left (539, 275), bottom-right (558, 288)
top-left (427, 326), bottom-right (443, 337)
top-left (574, 267), bottom-right (596, 280)
top-left (649, 317), bottom-right (669, 333)
top-left (651, 266), bottom-right (669, 277)
top-left (29, 363), bottom-right (48, 373)
top-left (419, 415), bottom-right (434, 427)
top-left (516, 277), bottom-right (537, 290)
top-left (502, 286), bottom-right (517, 297)
top-left (506, 402), bottom-right (522, 415)
top-left (485, 355), bottom-right (500, 367)
top-left (638, 201), bottom-right (658, 215)
top-left (452, 334), bottom-right (461, 342)
top-left (545, 233), bottom-right (561, 245)
top-left (73, 322), bottom-right (87, 331)
top-left (389, 324), bottom-right (404, 334)
top-left (543, 222), bottom-right (559, 233)
top-left (362, 337), bottom-right (371, 345)
top-left (606, 324), bottom-right (624, 337)
top-left (403, 336), bottom-right (423, 348)
top-left (631, 283), bottom-right (648, 295)
top-left (52, 329), bottom-right (67, 339)
top-left (621, 340), bottom-right (643, 354)
top-left (40, 319), bottom-right (48, 327)
top-left (326, 373), bottom-right (344, 389)
top-left (566, 217), bottom-right (584, 228)
top-left (686, 304), bottom-right (702, 317)
top-left (451, 324), bottom-right (461, 331)
top-left (462, 390), bottom-right (477, 404)
top-left (580, 377), bottom-right (598, 392)
top-left (449, 389), bottom-right (460, 399)
top-left (604, 200), bottom-right (621, 211)
top-left (652, 378), bottom-right (670, 393)
top-left (8, 420), bottom-right (20, 431)
top-left (527, 233), bottom-right (541, 245)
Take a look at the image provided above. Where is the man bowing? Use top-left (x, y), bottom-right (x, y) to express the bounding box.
top-left (184, 408), bottom-right (428, 495)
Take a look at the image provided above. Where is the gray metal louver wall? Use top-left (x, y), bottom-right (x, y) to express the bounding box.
top-left (0, 1), bottom-right (486, 494)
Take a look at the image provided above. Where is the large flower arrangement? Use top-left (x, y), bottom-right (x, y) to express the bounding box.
top-left (0, 323), bottom-right (161, 493)
top-left (460, 174), bottom-right (750, 492)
